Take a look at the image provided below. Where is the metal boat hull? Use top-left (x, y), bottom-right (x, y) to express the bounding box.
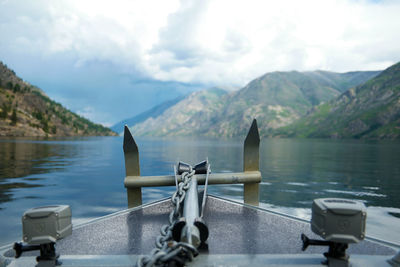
top-left (1, 195), bottom-right (397, 266)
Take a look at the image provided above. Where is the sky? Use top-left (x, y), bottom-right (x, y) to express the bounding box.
top-left (0, 0), bottom-right (399, 126)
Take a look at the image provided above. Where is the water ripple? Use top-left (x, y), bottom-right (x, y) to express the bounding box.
top-left (324, 189), bottom-right (386, 198)
top-left (286, 182), bottom-right (308, 187)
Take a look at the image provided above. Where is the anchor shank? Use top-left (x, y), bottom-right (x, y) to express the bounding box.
top-left (182, 177), bottom-right (201, 248)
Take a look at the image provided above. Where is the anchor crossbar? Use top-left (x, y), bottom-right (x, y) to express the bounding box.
top-left (123, 119), bottom-right (261, 208)
top-left (124, 171), bottom-right (261, 187)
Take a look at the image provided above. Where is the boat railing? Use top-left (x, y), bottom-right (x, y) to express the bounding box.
top-left (123, 119), bottom-right (262, 208)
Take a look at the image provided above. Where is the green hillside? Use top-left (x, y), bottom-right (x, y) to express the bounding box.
top-left (272, 62), bottom-right (400, 139)
top-left (0, 61), bottom-right (116, 137)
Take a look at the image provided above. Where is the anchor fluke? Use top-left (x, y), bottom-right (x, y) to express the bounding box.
top-left (244, 119), bottom-right (260, 172)
top-left (123, 125), bottom-right (140, 176)
top-left (243, 119), bottom-right (260, 206)
top-left (177, 161), bottom-right (191, 174)
top-left (123, 125), bottom-right (141, 207)
top-left (194, 160), bottom-right (208, 174)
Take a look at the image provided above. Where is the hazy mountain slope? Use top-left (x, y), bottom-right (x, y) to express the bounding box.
top-left (111, 95), bottom-right (185, 134)
top-left (130, 88), bottom-right (227, 136)
top-left (129, 70), bottom-right (381, 137)
top-left (272, 62), bottom-right (400, 139)
top-left (0, 62), bottom-right (116, 137)
top-left (304, 70), bottom-right (380, 93)
top-left (202, 71), bottom-right (345, 137)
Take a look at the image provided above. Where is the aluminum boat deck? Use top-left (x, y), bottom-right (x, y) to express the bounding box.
top-left (1, 195), bottom-right (398, 266)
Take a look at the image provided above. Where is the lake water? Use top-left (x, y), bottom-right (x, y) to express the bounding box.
top-left (1, 136), bottom-right (400, 246)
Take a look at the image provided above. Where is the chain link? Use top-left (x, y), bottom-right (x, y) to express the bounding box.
top-left (137, 169), bottom-right (198, 267)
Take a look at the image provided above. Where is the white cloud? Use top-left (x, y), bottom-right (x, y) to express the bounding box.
top-left (1, 0), bottom-right (400, 88)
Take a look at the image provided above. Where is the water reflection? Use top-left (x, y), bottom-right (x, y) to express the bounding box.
top-left (388, 212), bottom-right (400, 219)
top-left (0, 139), bottom-right (86, 177)
top-left (137, 137), bottom-right (400, 210)
top-left (136, 137), bottom-right (242, 176)
top-left (0, 139), bottom-right (78, 206)
top-left (258, 139), bottom-right (400, 209)
top-left (0, 137), bottom-right (126, 245)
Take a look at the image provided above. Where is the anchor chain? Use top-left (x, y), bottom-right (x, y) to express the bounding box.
top-left (137, 168), bottom-right (199, 267)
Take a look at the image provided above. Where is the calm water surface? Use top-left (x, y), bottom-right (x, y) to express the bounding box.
top-left (0, 137), bottom-right (399, 246)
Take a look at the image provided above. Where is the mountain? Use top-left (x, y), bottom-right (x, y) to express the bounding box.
top-left (198, 70), bottom-right (380, 137)
top-left (129, 88), bottom-right (227, 136)
top-left (271, 62), bottom-right (400, 139)
top-left (0, 62), bottom-right (116, 137)
top-left (111, 95), bottom-right (185, 134)
top-left (128, 70), bottom-right (380, 137)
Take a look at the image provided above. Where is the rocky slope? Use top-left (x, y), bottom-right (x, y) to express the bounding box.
top-left (128, 70), bottom-right (380, 137)
top-left (130, 88), bottom-right (227, 136)
top-left (111, 95), bottom-right (185, 134)
top-left (271, 62), bottom-right (400, 139)
top-left (0, 62), bottom-right (116, 137)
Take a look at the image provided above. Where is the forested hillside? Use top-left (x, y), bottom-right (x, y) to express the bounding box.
top-left (0, 62), bottom-right (116, 137)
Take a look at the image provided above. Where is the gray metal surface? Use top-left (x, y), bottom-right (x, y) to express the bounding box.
top-left (22, 205), bottom-right (72, 245)
top-left (1, 254), bottom-right (395, 267)
top-left (311, 198), bottom-right (367, 243)
top-left (2, 196), bottom-right (396, 258)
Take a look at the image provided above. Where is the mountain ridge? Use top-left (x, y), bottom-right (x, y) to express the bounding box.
top-left (129, 87), bottom-right (227, 136)
top-left (111, 95), bottom-right (185, 134)
top-left (270, 62), bottom-right (400, 139)
top-left (127, 69), bottom-right (380, 138)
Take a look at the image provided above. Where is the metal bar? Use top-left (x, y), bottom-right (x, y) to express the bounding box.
top-left (126, 188), bottom-right (142, 208)
top-left (123, 126), bottom-right (142, 208)
top-left (200, 164), bottom-right (211, 218)
top-left (243, 119), bottom-right (260, 172)
top-left (124, 171), bottom-right (261, 188)
top-left (243, 119), bottom-right (260, 206)
top-left (243, 183), bottom-right (260, 206)
top-left (174, 165), bottom-right (178, 191)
